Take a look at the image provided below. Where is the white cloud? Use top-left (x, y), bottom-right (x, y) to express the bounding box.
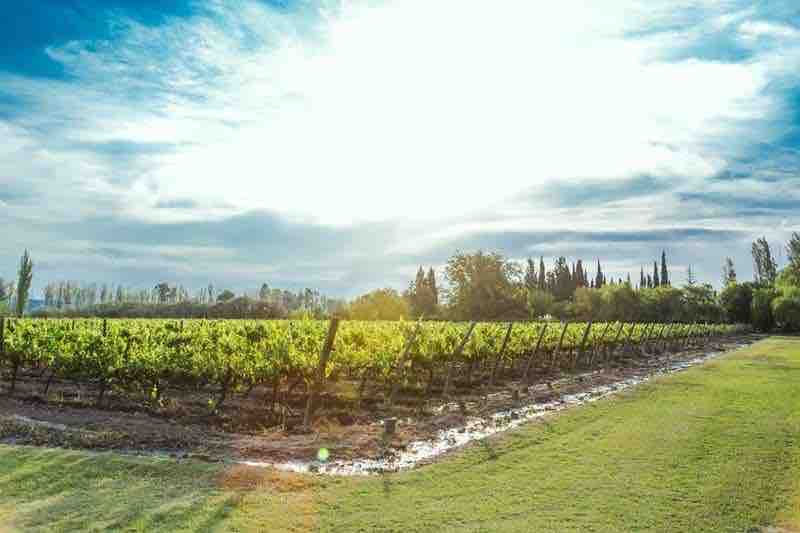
top-left (4, 0), bottom-right (792, 227)
top-left (3, 0), bottom-right (800, 291)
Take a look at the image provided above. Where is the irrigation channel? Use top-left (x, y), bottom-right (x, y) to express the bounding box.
top-left (241, 336), bottom-right (756, 476)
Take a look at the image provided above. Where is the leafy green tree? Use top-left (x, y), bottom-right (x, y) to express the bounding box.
top-left (444, 251), bottom-right (526, 320)
top-left (217, 289), bottom-right (236, 303)
top-left (681, 284), bottom-right (720, 323)
top-left (720, 282), bottom-right (753, 324)
top-left (783, 232), bottom-right (800, 287)
top-left (639, 286), bottom-right (683, 322)
top-left (15, 250), bottom-right (33, 317)
top-left (527, 288), bottom-right (554, 319)
top-left (344, 288), bottom-right (410, 320)
top-left (524, 258), bottom-right (537, 292)
top-left (751, 287), bottom-right (778, 331)
top-left (772, 296), bottom-right (800, 332)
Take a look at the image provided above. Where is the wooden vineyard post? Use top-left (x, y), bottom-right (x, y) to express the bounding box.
top-left (0, 317), bottom-right (4, 362)
top-left (303, 318), bottom-right (340, 429)
top-left (489, 323), bottom-right (514, 388)
top-left (387, 320), bottom-right (423, 407)
top-left (650, 324), bottom-right (666, 355)
top-left (620, 322), bottom-right (637, 359)
top-left (522, 323), bottom-right (548, 384)
top-left (606, 322), bottom-right (625, 364)
top-left (550, 322), bottom-right (570, 371)
top-left (683, 324), bottom-right (694, 349)
top-left (588, 322), bottom-right (612, 367)
top-left (654, 323), bottom-right (668, 353)
top-left (639, 323), bottom-right (655, 355)
top-left (575, 321), bottom-right (593, 370)
top-left (442, 322), bottom-right (476, 397)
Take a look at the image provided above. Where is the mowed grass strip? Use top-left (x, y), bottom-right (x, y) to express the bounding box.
top-left (0, 337), bottom-right (798, 532)
top-left (316, 337), bottom-right (800, 532)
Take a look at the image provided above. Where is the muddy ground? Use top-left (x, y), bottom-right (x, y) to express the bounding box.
top-left (0, 336), bottom-right (757, 467)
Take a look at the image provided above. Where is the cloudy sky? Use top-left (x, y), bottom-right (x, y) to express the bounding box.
top-left (2, 0), bottom-right (800, 298)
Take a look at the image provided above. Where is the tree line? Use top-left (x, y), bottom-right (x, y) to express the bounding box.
top-left (4, 233), bottom-right (800, 330)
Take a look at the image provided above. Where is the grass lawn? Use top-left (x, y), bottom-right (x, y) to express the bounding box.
top-left (0, 336), bottom-right (799, 532)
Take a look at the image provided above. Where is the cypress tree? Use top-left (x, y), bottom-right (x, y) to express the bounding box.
top-left (640, 267), bottom-right (646, 289)
top-left (538, 256), bottom-right (546, 290)
top-left (575, 259), bottom-right (585, 288)
top-left (660, 250), bottom-right (669, 286)
top-left (426, 267), bottom-right (438, 307)
top-left (595, 260), bottom-right (604, 288)
top-left (646, 273), bottom-right (653, 288)
top-left (653, 261), bottom-right (660, 287)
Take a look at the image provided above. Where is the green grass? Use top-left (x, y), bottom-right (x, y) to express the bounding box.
top-left (1, 337), bottom-right (800, 532)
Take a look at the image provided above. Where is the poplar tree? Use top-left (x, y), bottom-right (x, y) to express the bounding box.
top-left (751, 237), bottom-right (777, 285)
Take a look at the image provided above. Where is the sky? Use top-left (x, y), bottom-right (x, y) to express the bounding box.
top-left (2, 0), bottom-right (800, 298)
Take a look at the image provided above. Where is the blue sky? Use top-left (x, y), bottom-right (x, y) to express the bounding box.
top-left (2, 0), bottom-right (800, 298)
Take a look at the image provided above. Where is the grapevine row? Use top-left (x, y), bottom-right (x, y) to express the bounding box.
top-left (0, 318), bottom-right (747, 421)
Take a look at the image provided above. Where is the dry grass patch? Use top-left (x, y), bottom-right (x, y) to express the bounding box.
top-left (217, 464), bottom-right (314, 493)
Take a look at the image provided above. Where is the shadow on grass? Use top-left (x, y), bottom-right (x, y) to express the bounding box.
top-left (0, 447), bottom-right (235, 532)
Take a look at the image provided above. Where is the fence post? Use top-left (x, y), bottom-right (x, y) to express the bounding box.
top-left (523, 323), bottom-right (548, 384)
top-left (388, 320), bottom-right (423, 407)
top-left (303, 318), bottom-right (340, 429)
top-left (489, 322), bottom-right (514, 388)
top-left (442, 322), bottom-right (476, 397)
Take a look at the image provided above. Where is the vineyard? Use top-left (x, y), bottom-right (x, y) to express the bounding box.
top-left (0, 317), bottom-right (746, 431)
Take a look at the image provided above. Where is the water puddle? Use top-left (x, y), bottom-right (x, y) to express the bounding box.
top-left (243, 341), bottom-right (753, 476)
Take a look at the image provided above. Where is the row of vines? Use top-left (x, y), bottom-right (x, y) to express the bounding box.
top-left (0, 318), bottom-right (747, 425)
